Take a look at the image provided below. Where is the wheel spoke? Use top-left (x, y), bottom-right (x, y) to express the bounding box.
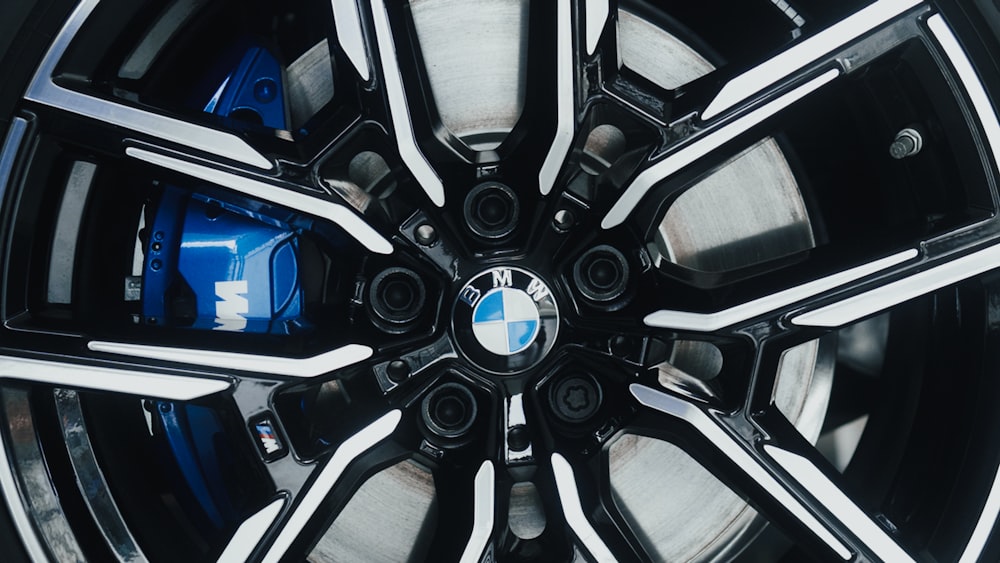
top-left (762, 443), bottom-right (914, 562)
top-left (217, 498), bottom-right (285, 563)
top-left (368, 0), bottom-right (444, 207)
top-left (644, 248), bottom-right (917, 332)
top-left (629, 384), bottom-right (853, 560)
top-left (330, 0), bottom-right (370, 82)
top-left (87, 340), bottom-right (372, 379)
top-left (793, 241), bottom-right (1000, 327)
top-left (0, 355), bottom-right (229, 401)
top-left (602, 69), bottom-right (838, 229)
top-left (537, 0), bottom-right (576, 197)
top-left (459, 460), bottom-right (497, 563)
top-left (701, 0), bottom-right (924, 121)
top-left (601, 0), bottom-right (937, 230)
top-left (550, 453), bottom-right (617, 563)
top-left (25, 0), bottom-right (271, 171)
top-left (125, 147), bottom-right (393, 254)
top-left (259, 409), bottom-right (401, 562)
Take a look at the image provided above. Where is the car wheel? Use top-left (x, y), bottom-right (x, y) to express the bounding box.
top-left (2, 0), bottom-right (1000, 561)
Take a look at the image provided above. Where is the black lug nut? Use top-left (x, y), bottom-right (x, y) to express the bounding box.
top-left (464, 182), bottom-right (519, 239)
top-left (573, 245), bottom-right (629, 303)
top-left (549, 373), bottom-right (603, 424)
top-left (368, 267), bottom-right (426, 333)
top-left (422, 383), bottom-right (478, 439)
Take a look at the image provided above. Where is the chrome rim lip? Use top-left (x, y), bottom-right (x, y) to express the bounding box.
top-left (1, 1), bottom-right (1000, 562)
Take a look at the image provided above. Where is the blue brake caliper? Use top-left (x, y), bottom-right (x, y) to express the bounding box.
top-left (144, 45), bottom-right (298, 525)
top-left (204, 44), bottom-right (288, 129)
top-left (142, 187), bottom-right (306, 334)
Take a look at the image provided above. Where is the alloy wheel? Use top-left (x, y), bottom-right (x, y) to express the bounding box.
top-left (2, 0), bottom-right (1000, 561)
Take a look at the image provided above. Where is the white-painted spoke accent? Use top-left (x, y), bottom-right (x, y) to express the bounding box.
top-left (793, 243), bottom-right (1000, 327)
top-left (764, 445), bottom-right (914, 562)
top-left (0, 356), bottom-right (229, 401)
top-left (960, 459), bottom-right (1000, 563)
top-left (700, 0), bottom-right (922, 120)
top-left (551, 453), bottom-right (616, 563)
top-left (370, 0), bottom-right (445, 207)
top-left (538, 0), bottom-right (575, 196)
top-left (26, 0), bottom-right (271, 170)
top-left (927, 14), bottom-right (1000, 171)
top-left (459, 461), bottom-right (496, 563)
top-left (126, 148), bottom-right (393, 254)
top-left (602, 69), bottom-right (839, 229)
top-left (262, 410), bottom-right (401, 563)
top-left (585, 0), bottom-right (610, 55)
top-left (88, 341), bottom-right (373, 378)
top-left (629, 384), bottom-right (852, 560)
top-left (331, 0), bottom-right (370, 81)
top-left (645, 248), bottom-right (917, 332)
top-left (217, 498), bottom-right (284, 563)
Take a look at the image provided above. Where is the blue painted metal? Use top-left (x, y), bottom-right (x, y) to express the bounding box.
top-left (154, 402), bottom-right (236, 530)
top-left (204, 45), bottom-right (288, 129)
top-left (142, 187), bottom-right (306, 334)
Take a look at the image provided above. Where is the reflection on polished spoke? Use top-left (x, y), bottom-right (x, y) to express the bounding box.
top-left (538, 0), bottom-right (576, 196)
top-left (331, 0), bottom-right (370, 81)
top-left (369, 0), bottom-right (445, 207)
top-left (459, 461), bottom-right (496, 563)
top-left (602, 69), bottom-right (839, 229)
top-left (700, 0), bottom-right (923, 120)
top-left (0, 356), bottom-right (229, 401)
top-left (25, 0), bottom-right (272, 170)
top-left (125, 147), bottom-right (393, 254)
top-left (629, 384), bottom-right (852, 559)
top-left (793, 243), bottom-right (1000, 327)
top-left (87, 341), bottom-right (373, 378)
top-left (217, 498), bottom-right (285, 563)
top-left (644, 249), bottom-right (917, 332)
top-left (763, 445), bottom-right (913, 563)
top-left (551, 453), bottom-right (616, 563)
top-left (584, 0), bottom-right (610, 55)
top-left (261, 410), bottom-right (401, 563)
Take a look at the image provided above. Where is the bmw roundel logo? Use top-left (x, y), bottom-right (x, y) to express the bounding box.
top-left (472, 287), bottom-right (540, 355)
top-left (452, 267), bottom-right (559, 374)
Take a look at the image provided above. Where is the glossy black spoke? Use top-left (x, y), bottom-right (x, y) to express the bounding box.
top-left (628, 383), bottom-right (917, 562)
top-left (243, 410), bottom-right (403, 562)
top-left (602, 2), bottom-right (932, 231)
top-left (418, 461), bottom-right (500, 563)
top-left (553, 449), bottom-right (656, 562)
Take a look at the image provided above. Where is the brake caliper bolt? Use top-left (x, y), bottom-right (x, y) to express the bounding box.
top-left (553, 209), bottom-right (575, 232)
top-left (415, 223), bottom-right (437, 246)
top-left (889, 127), bottom-right (922, 159)
top-left (386, 360), bottom-right (410, 383)
top-left (507, 424), bottom-right (530, 452)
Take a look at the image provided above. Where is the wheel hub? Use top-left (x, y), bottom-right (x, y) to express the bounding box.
top-left (452, 266), bottom-right (559, 374)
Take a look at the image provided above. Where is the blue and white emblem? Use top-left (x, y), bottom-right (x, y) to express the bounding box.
top-left (472, 288), bottom-right (541, 355)
top-left (453, 267), bottom-right (559, 373)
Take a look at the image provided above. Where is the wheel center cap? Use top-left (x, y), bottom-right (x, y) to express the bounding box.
top-left (453, 267), bottom-right (559, 373)
top-left (471, 287), bottom-right (540, 355)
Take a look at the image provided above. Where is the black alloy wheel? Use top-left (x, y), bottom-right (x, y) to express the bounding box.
top-left (2, 0), bottom-right (1000, 562)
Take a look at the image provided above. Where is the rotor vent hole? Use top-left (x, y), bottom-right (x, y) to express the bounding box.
top-left (657, 340), bottom-right (723, 402)
top-left (323, 152), bottom-right (394, 214)
top-left (509, 482), bottom-right (546, 539)
top-left (581, 124), bottom-right (626, 175)
top-left (349, 151), bottom-right (394, 198)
